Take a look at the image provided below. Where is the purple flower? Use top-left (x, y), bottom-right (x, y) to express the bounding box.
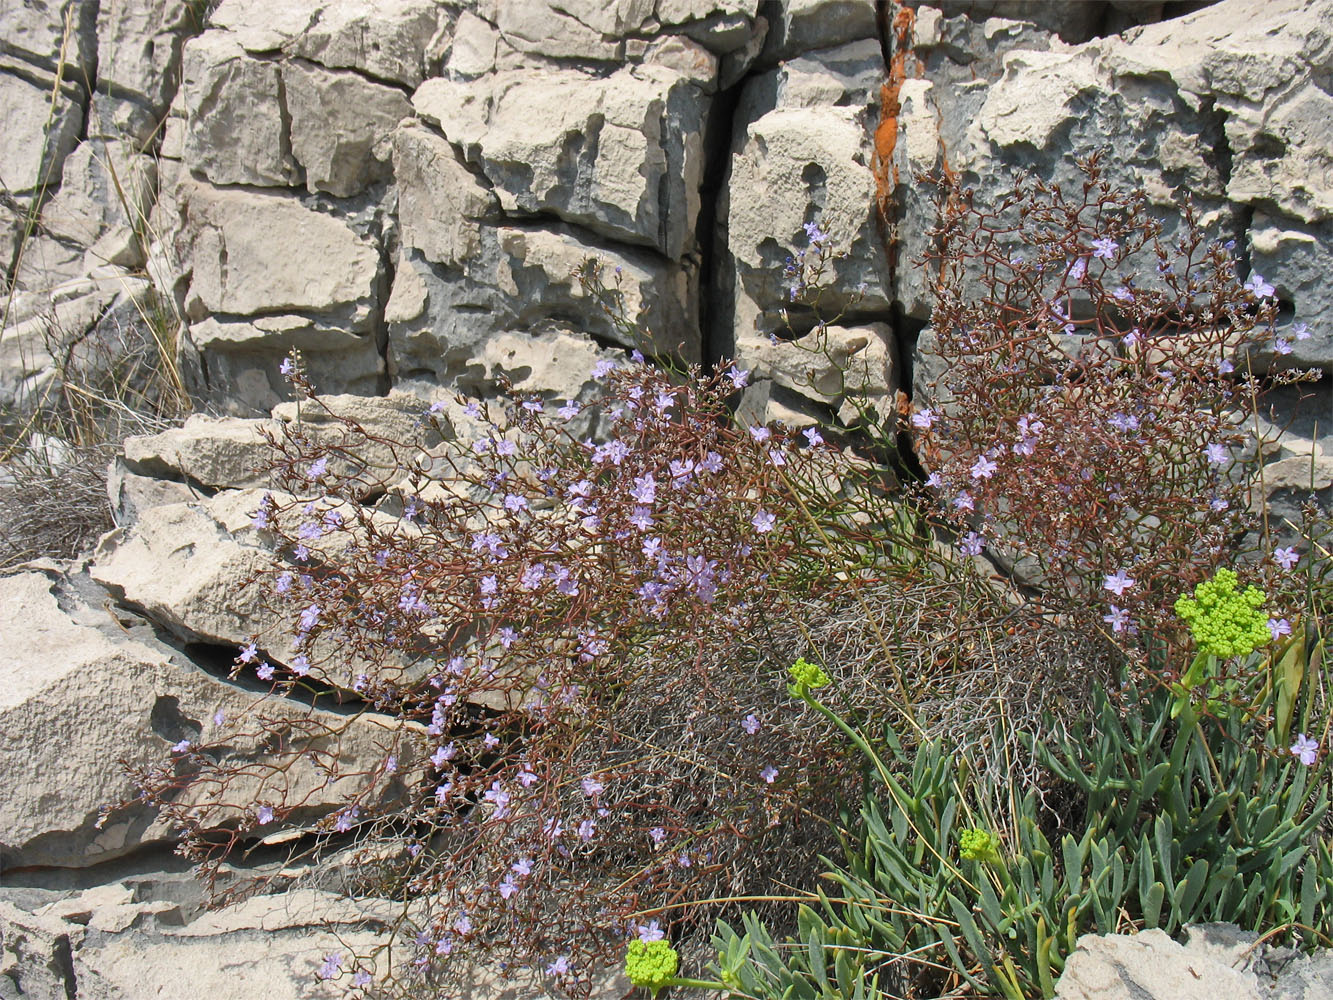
top-left (1209, 497), bottom-right (1229, 512)
top-left (256, 662), bottom-right (275, 681)
top-left (1267, 618), bottom-right (1292, 641)
top-left (1292, 322), bottom-right (1311, 341)
top-left (543, 817), bottom-right (563, 840)
top-left (649, 827), bottom-right (667, 848)
top-left (484, 732), bottom-right (501, 748)
top-left (298, 604), bottom-right (321, 632)
top-left (274, 572), bottom-right (293, 594)
top-left (430, 743), bottom-right (456, 767)
top-left (318, 952), bottom-right (342, 980)
top-left (911, 408), bottom-right (936, 430)
top-left (517, 769), bottom-right (538, 788)
top-left (970, 455), bottom-right (998, 480)
top-left (1291, 733), bottom-right (1319, 766)
top-left (503, 493), bottom-right (528, 512)
top-left (630, 474), bottom-right (657, 505)
top-left (333, 808), bottom-right (357, 833)
top-left (581, 776), bottom-right (604, 797)
top-left (1091, 237), bottom-right (1119, 260)
top-left (306, 457), bottom-right (328, 480)
top-left (760, 764), bottom-right (778, 784)
top-left (1218, 358), bottom-right (1235, 374)
top-left (1273, 547), bottom-right (1299, 571)
top-left (749, 425), bottom-right (771, 443)
top-left (483, 780), bottom-right (511, 818)
top-left (1205, 442), bottom-right (1228, 465)
top-left (958, 532), bottom-right (984, 557)
top-left (638, 921), bottom-right (666, 943)
top-left (256, 805), bottom-right (274, 825)
top-left (952, 492), bottom-right (974, 512)
top-left (558, 400), bottom-right (581, 421)
top-left (479, 575), bottom-right (498, 596)
top-left (669, 458), bottom-right (695, 485)
top-left (171, 739), bottom-right (191, 754)
top-left (1103, 605), bottom-right (1130, 634)
top-left (546, 956), bottom-right (570, 977)
top-left (1245, 272), bottom-right (1276, 298)
top-left (1067, 257), bottom-right (1087, 281)
top-left (279, 356), bottom-right (297, 376)
top-left (701, 452), bottom-right (723, 474)
top-left (434, 782), bottom-right (453, 804)
top-left (727, 366), bottom-right (749, 388)
top-left (520, 564), bottom-right (545, 590)
top-left (498, 877), bottom-right (519, 899)
top-left (592, 439), bottom-right (631, 466)
top-left (1107, 413), bottom-right (1140, 433)
top-left (352, 971), bottom-right (372, 988)
top-left (513, 857), bottom-right (533, 876)
top-left (250, 505), bottom-right (270, 529)
top-left (1103, 570), bottom-right (1136, 596)
top-left (238, 641), bottom-right (259, 664)
top-left (592, 360), bottom-right (617, 379)
top-left (742, 713), bottom-right (761, 735)
top-left (213, 709), bottom-right (226, 726)
top-left (752, 510), bottom-right (777, 533)
top-left (803, 426), bottom-right (824, 447)
top-left (1274, 337), bottom-right (1293, 356)
top-left (577, 818), bottom-right (596, 842)
top-left (496, 439), bottom-right (518, 457)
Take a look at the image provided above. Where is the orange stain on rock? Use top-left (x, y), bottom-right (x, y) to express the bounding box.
top-left (872, 3), bottom-right (920, 275)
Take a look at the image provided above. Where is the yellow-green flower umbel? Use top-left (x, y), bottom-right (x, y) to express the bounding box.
top-left (625, 939), bottom-right (679, 996)
top-left (1174, 569), bottom-right (1269, 659)
top-left (958, 827), bottom-right (1003, 865)
top-left (787, 656), bottom-right (831, 697)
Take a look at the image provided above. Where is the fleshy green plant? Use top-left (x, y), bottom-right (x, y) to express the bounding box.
top-left (710, 660), bottom-right (1333, 999)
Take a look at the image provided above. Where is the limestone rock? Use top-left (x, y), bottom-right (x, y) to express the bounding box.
top-left (413, 64), bottom-right (710, 259)
top-left (1055, 924), bottom-right (1333, 1000)
top-left (0, 70), bottom-right (84, 203)
top-left (119, 391), bottom-right (445, 494)
top-left (283, 61), bottom-right (412, 198)
top-left (122, 414), bottom-right (281, 491)
top-left (179, 33), bottom-right (299, 187)
top-left (734, 322), bottom-right (896, 410)
top-left (177, 180), bottom-right (381, 323)
top-left (491, 0), bottom-right (628, 62)
top-left (388, 223), bottom-right (699, 391)
top-left (392, 121), bottom-right (499, 267)
top-left (1248, 215), bottom-right (1333, 372)
top-left (761, 0), bottom-right (879, 59)
top-left (895, 0), bottom-right (1333, 374)
top-left (92, 0), bottom-right (201, 143)
top-left (0, 879), bottom-right (568, 1000)
top-left (88, 488), bottom-right (426, 690)
top-left (728, 104), bottom-right (890, 340)
top-left (184, 317), bottom-right (383, 415)
top-left (0, 0), bottom-right (99, 77)
top-left (37, 138), bottom-right (157, 270)
top-left (209, 0), bottom-right (450, 88)
top-left (0, 567), bottom-right (408, 869)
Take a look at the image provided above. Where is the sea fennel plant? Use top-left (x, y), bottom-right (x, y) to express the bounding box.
top-left (710, 650), bottom-right (1332, 1000)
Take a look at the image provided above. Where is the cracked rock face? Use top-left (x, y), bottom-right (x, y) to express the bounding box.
top-left (0, 566), bottom-right (413, 870)
top-left (4, 0), bottom-right (1333, 995)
